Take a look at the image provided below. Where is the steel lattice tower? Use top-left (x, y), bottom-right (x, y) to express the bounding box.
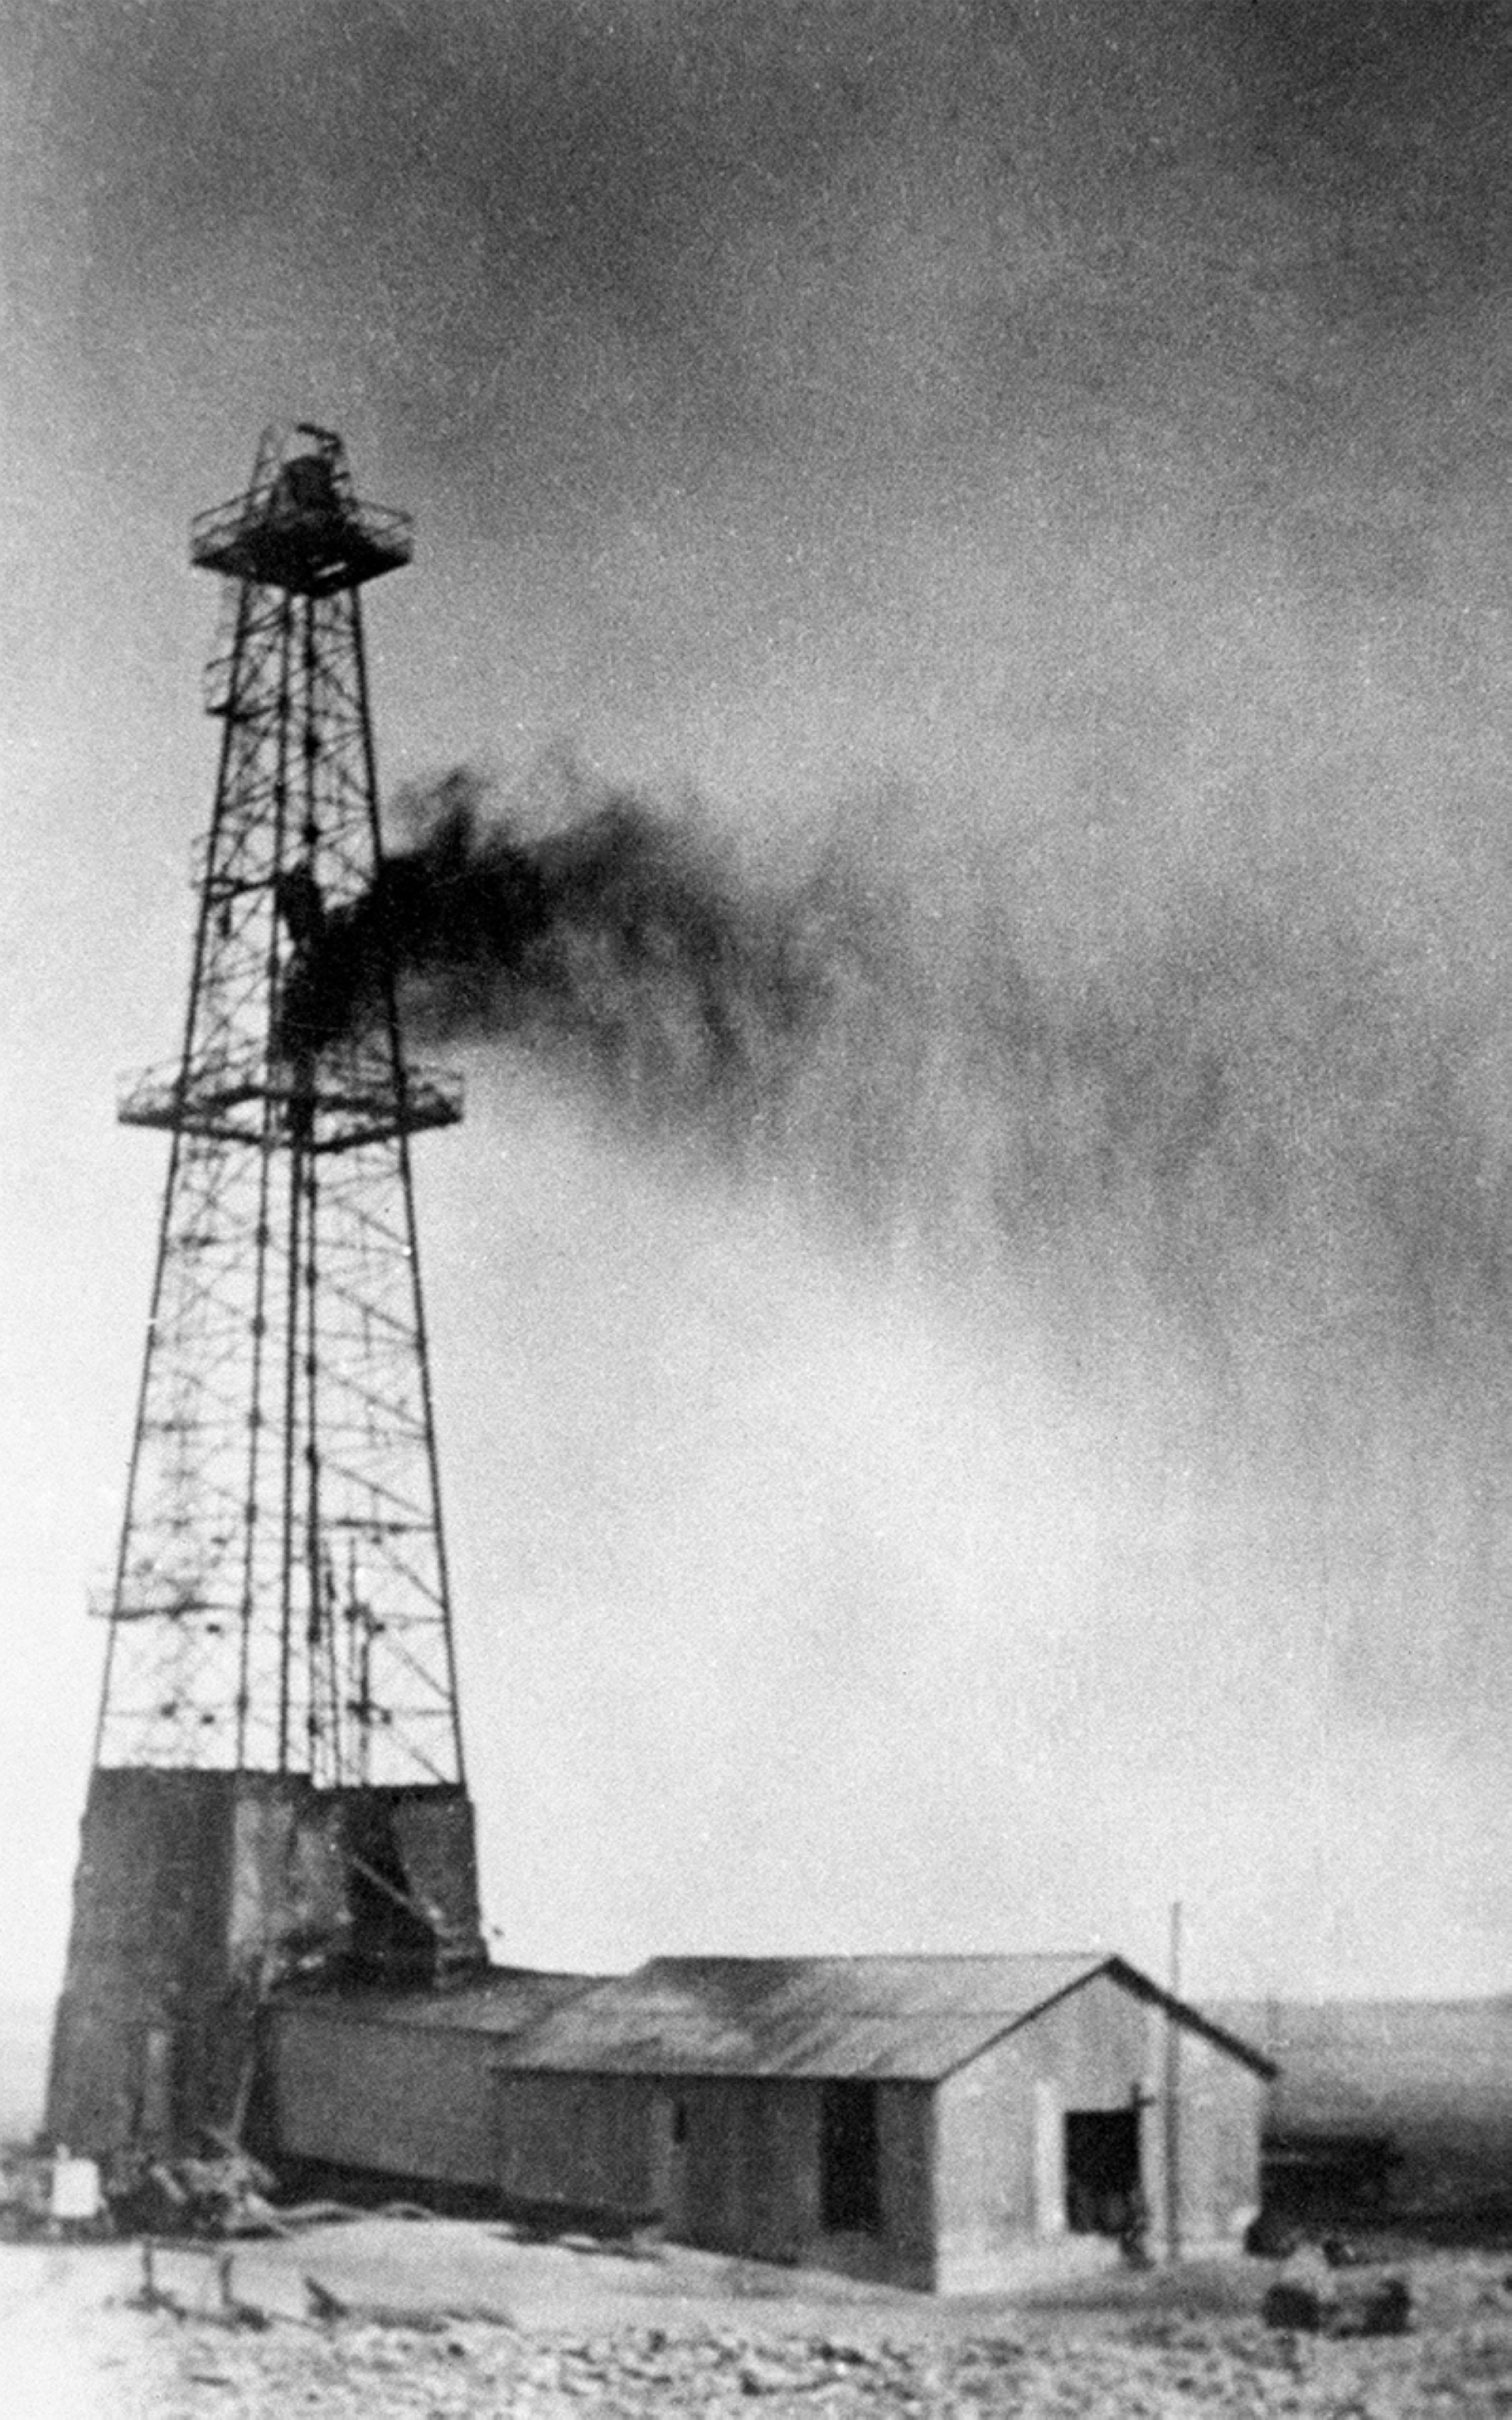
top-left (48, 429), bottom-right (485, 2160)
top-left (101, 425), bottom-right (464, 1786)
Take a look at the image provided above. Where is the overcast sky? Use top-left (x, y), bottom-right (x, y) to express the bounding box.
top-left (7, 0), bottom-right (1512, 2003)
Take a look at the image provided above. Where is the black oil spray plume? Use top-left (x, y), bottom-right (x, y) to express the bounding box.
top-left (280, 764), bottom-right (1512, 1435)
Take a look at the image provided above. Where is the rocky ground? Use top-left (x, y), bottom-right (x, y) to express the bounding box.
top-left (5, 2224), bottom-right (1512, 2417)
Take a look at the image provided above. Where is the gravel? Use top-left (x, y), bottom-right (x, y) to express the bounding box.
top-left (6, 2232), bottom-right (1512, 2416)
top-left (130, 2298), bottom-right (1512, 2419)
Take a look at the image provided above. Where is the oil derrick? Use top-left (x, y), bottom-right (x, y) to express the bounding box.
top-left (48, 427), bottom-right (485, 2162)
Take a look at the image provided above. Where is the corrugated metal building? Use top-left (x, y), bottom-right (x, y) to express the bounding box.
top-left (491, 1954), bottom-right (1272, 2291)
top-left (270, 1952), bottom-right (1272, 2291)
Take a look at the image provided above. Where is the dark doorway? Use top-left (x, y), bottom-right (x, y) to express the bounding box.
top-left (1064, 2108), bottom-right (1141, 2236)
top-left (820, 2080), bottom-right (881, 2232)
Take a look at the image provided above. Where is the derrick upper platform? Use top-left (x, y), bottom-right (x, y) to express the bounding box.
top-left (191, 433), bottom-right (412, 597)
top-left (117, 1050), bottom-right (463, 1150)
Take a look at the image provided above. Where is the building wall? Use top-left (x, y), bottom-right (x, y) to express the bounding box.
top-left (270, 2007), bottom-right (497, 2188)
top-left (492, 2071), bottom-right (936, 2288)
top-left (1168, 2029), bottom-right (1267, 2253)
top-left (493, 2072), bottom-right (660, 2220)
top-left (933, 1975), bottom-right (1265, 2292)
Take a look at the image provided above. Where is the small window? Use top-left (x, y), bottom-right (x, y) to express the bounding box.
top-left (671, 2099), bottom-right (688, 2145)
top-left (820, 2080), bottom-right (881, 2233)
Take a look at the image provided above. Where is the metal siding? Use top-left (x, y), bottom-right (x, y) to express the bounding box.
top-left (876, 2080), bottom-right (935, 2289)
top-left (1007, 1968), bottom-right (1158, 2108)
top-left (758, 2079), bottom-right (823, 2254)
top-left (685, 2077), bottom-right (746, 2248)
top-left (932, 1969), bottom-right (1265, 2289)
top-left (273, 2009), bottom-right (494, 2186)
top-left (493, 2069), bottom-right (933, 2288)
top-left (1188, 2046), bottom-right (1266, 2248)
top-left (677, 2075), bottom-right (934, 2288)
top-left (492, 2072), bottom-right (655, 2217)
top-left (934, 2031), bottom-right (1039, 2290)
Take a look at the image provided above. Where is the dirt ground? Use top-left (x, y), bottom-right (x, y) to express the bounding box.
top-left (5, 2222), bottom-right (1512, 2418)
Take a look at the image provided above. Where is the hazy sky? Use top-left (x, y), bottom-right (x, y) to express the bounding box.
top-left (6, 0), bottom-right (1512, 2002)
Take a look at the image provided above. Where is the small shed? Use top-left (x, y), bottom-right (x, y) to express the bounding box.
top-left (268, 1966), bottom-right (597, 2198)
top-left (493, 1954), bottom-right (1275, 2292)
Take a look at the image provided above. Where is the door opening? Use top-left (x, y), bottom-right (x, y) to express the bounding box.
top-left (820, 2080), bottom-right (881, 2233)
top-left (1064, 2108), bottom-right (1141, 2237)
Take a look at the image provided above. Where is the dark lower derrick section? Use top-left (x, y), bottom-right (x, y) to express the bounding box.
top-left (46, 1767), bottom-right (485, 2160)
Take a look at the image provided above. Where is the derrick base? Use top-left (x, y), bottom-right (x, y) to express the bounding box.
top-left (45, 1766), bottom-right (485, 2161)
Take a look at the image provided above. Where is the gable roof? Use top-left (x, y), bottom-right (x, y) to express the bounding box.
top-left (491, 1953), bottom-right (1275, 2083)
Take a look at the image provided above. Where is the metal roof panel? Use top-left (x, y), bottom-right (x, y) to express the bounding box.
top-left (491, 1953), bottom-right (1112, 2079)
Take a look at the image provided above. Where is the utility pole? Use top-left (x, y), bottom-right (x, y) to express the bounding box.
top-left (1164, 1897), bottom-right (1183, 2263)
